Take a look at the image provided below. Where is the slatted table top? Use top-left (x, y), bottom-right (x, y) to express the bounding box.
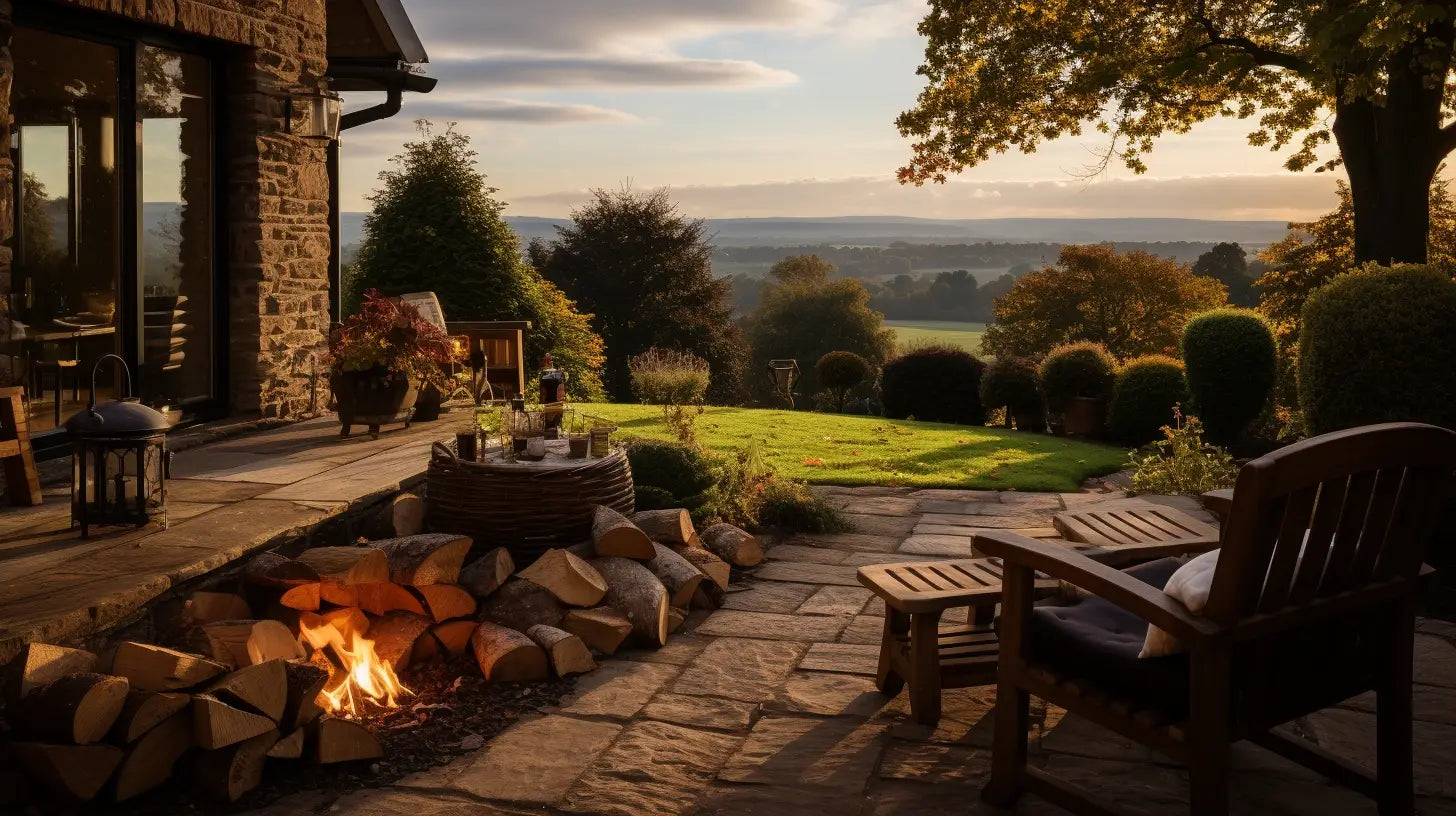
top-left (1052, 502), bottom-right (1220, 565)
top-left (858, 558), bottom-right (1060, 614)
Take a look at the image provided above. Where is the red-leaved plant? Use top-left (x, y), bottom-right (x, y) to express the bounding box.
top-left (328, 290), bottom-right (455, 389)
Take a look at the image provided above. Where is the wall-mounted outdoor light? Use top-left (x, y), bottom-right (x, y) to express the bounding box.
top-left (287, 90), bottom-right (343, 140)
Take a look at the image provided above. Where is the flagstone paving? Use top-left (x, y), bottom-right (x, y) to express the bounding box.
top-left (249, 486), bottom-right (1456, 816)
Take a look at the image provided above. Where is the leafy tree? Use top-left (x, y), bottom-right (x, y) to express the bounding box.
top-left (1193, 243), bottom-right (1256, 307)
top-left (982, 245), bottom-right (1227, 360)
top-left (350, 122), bottom-right (606, 399)
top-left (743, 256), bottom-right (895, 405)
top-left (815, 351), bottom-right (872, 413)
top-left (535, 188), bottom-right (747, 404)
top-left (897, 1), bottom-right (1456, 264)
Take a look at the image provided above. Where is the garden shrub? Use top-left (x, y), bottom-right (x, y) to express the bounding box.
top-left (633, 485), bottom-right (678, 511)
top-left (880, 344), bottom-right (987, 426)
top-left (629, 348), bottom-right (710, 447)
top-left (756, 479), bottom-right (851, 533)
top-left (1108, 355), bottom-right (1190, 446)
top-left (1180, 309), bottom-right (1277, 447)
top-left (1039, 342), bottom-right (1118, 415)
top-left (816, 351), bottom-right (872, 413)
top-left (625, 439), bottom-right (715, 509)
top-left (1128, 410), bottom-right (1238, 495)
top-left (979, 357), bottom-right (1045, 430)
top-left (1299, 264), bottom-right (1456, 434)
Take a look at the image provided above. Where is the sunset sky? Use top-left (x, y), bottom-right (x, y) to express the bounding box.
top-left (337, 0), bottom-right (1346, 220)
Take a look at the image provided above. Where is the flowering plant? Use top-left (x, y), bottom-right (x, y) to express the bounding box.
top-left (328, 290), bottom-right (455, 389)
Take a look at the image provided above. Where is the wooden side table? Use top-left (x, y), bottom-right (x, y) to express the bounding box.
top-left (1051, 502), bottom-right (1220, 566)
top-left (858, 558), bottom-right (1058, 724)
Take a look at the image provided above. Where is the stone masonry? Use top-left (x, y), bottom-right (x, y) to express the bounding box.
top-left (0, 0), bottom-right (333, 418)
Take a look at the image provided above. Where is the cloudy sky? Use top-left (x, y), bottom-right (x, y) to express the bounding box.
top-left (337, 0), bottom-right (1344, 220)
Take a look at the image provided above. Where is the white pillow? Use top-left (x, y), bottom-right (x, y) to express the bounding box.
top-left (1138, 549), bottom-right (1219, 659)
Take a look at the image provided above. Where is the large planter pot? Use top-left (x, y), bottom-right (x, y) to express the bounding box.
top-left (413, 384), bottom-right (445, 422)
top-left (331, 368), bottom-right (418, 439)
top-left (1062, 396), bottom-right (1105, 439)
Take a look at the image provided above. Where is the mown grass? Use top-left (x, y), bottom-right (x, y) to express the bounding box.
top-left (886, 320), bottom-right (988, 354)
top-left (584, 404), bottom-right (1126, 492)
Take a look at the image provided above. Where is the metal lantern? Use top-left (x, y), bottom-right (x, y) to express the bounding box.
top-left (65, 355), bottom-right (171, 538)
top-left (767, 359), bottom-right (801, 409)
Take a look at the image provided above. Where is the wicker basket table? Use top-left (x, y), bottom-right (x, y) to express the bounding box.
top-left (426, 439), bottom-right (635, 564)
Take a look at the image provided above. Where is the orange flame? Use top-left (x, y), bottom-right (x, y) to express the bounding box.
top-left (300, 615), bottom-right (411, 717)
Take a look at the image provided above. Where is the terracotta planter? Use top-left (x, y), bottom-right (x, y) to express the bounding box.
top-left (1062, 396), bottom-right (1105, 439)
top-left (332, 368), bottom-right (418, 439)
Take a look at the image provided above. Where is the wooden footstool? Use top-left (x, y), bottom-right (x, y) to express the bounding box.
top-left (858, 558), bottom-right (1057, 725)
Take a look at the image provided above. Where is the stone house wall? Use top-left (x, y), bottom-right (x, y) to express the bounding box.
top-left (0, 0), bottom-right (333, 419)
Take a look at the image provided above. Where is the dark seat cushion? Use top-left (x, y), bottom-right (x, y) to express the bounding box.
top-left (1026, 558), bottom-right (1191, 716)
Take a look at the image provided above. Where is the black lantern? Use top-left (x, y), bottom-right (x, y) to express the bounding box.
top-left (66, 355), bottom-right (171, 538)
top-left (767, 359), bottom-right (800, 409)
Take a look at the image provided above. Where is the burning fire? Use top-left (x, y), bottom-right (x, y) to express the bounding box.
top-left (300, 615), bottom-right (411, 717)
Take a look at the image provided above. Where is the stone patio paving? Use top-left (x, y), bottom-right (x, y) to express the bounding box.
top-left (247, 486), bottom-right (1456, 816)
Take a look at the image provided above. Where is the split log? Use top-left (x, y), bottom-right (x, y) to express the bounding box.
top-left (5, 642), bottom-right (97, 703)
top-left (312, 717), bottom-right (384, 764)
top-left (700, 523), bottom-right (763, 567)
top-left (369, 533), bottom-right (472, 586)
top-left (458, 547), bottom-right (514, 598)
top-left (668, 607), bottom-right (686, 633)
top-left (12, 672), bottom-right (129, 744)
top-left (11, 743), bottom-right (123, 802)
top-left (266, 727), bottom-right (306, 760)
top-left (693, 583), bottom-right (725, 610)
top-left (591, 558), bottom-right (669, 647)
top-left (565, 541), bottom-right (597, 560)
top-left (298, 611), bottom-right (343, 652)
top-left (431, 620), bottom-right (477, 657)
top-left (476, 578), bottom-right (566, 632)
top-left (186, 591), bottom-right (254, 625)
top-left (561, 607), bottom-right (633, 655)
top-left (591, 505), bottom-right (654, 559)
top-left (241, 551), bottom-right (318, 588)
top-left (646, 543), bottom-right (705, 608)
top-left (281, 661), bottom-right (330, 731)
top-left (633, 508), bottom-right (695, 545)
top-left (369, 612), bottom-right (433, 672)
top-left (322, 607), bottom-right (371, 639)
top-left (111, 643), bottom-right (227, 692)
top-left (202, 620), bottom-right (305, 668)
top-left (319, 583), bottom-right (360, 607)
top-left (671, 546), bottom-right (731, 591)
top-left (192, 694), bottom-right (277, 749)
top-left (109, 691), bottom-right (190, 743)
top-left (278, 583), bottom-right (321, 612)
top-left (367, 492), bottom-right (425, 540)
top-left (526, 625), bottom-right (596, 677)
top-left (295, 547), bottom-right (389, 585)
top-left (518, 548), bottom-right (608, 607)
top-left (113, 710), bottom-right (191, 802)
top-left (415, 584), bottom-right (478, 622)
top-left (191, 729), bottom-right (278, 802)
top-left (470, 622), bottom-right (549, 682)
top-left (206, 660), bottom-right (287, 722)
top-left (412, 633), bottom-right (440, 664)
top-left (356, 582), bottom-right (428, 616)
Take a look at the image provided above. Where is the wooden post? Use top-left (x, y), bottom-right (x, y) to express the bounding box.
top-left (0, 387), bottom-right (41, 506)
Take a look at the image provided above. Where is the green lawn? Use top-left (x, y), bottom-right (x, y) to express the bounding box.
top-left (886, 320), bottom-right (987, 354)
top-left (585, 404), bottom-right (1126, 492)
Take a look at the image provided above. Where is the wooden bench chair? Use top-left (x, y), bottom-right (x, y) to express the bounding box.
top-left (976, 422), bottom-right (1456, 816)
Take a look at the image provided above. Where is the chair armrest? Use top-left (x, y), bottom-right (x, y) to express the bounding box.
top-left (974, 530), bottom-right (1221, 642)
top-left (1200, 489), bottom-right (1234, 524)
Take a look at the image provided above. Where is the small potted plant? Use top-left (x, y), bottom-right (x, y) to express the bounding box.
top-left (329, 290), bottom-right (453, 437)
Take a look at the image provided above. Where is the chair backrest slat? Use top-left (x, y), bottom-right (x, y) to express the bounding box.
top-left (1204, 423), bottom-right (1456, 625)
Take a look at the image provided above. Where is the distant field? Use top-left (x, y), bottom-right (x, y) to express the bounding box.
top-left (886, 320), bottom-right (987, 354)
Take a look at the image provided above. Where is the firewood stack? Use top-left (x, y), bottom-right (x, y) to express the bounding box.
top-left (0, 493), bottom-right (761, 808)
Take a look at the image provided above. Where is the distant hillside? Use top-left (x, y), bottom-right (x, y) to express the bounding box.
top-left (338, 213), bottom-right (1290, 253)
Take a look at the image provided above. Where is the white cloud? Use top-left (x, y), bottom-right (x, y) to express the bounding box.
top-left (430, 55), bottom-right (797, 91)
top-left (822, 0), bottom-right (928, 44)
top-left (403, 97), bottom-right (637, 124)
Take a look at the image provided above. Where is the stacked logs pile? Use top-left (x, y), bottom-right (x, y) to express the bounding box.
top-left (0, 501), bottom-right (762, 808)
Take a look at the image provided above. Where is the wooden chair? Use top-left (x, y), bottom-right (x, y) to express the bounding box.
top-left (975, 422), bottom-right (1456, 816)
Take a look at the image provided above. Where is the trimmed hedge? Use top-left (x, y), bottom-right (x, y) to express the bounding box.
top-left (816, 351), bottom-right (872, 412)
top-left (979, 357), bottom-right (1045, 430)
top-left (1299, 265), bottom-right (1456, 434)
top-left (1180, 309), bottom-right (1277, 447)
top-left (1039, 342), bottom-right (1119, 415)
top-left (880, 345), bottom-right (987, 426)
top-left (1108, 355), bottom-right (1190, 446)
top-left (625, 439), bottom-right (715, 508)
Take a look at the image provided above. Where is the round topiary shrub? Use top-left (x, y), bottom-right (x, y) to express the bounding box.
top-left (816, 351), bottom-right (872, 412)
top-left (979, 357), bottom-right (1045, 431)
top-left (1039, 342), bottom-right (1119, 415)
top-left (880, 345), bottom-right (987, 426)
top-left (1299, 265), bottom-right (1456, 434)
top-left (625, 439), bottom-right (716, 508)
top-left (1180, 308), bottom-right (1277, 447)
top-left (1108, 355), bottom-right (1190, 446)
